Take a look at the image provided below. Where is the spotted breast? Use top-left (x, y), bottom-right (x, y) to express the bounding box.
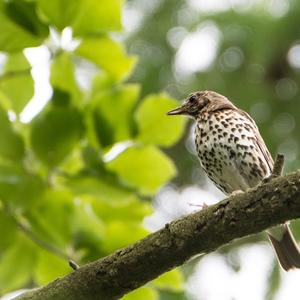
top-left (194, 108), bottom-right (273, 195)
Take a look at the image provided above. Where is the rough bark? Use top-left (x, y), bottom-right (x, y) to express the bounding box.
top-left (16, 168), bottom-right (300, 300)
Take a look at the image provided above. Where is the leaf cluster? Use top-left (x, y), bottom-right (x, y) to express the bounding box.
top-left (0, 1), bottom-right (186, 298)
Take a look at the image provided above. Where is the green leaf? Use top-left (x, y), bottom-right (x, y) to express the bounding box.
top-left (64, 175), bottom-right (152, 259)
top-left (0, 105), bottom-right (24, 161)
top-left (37, 0), bottom-right (122, 34)
top-left (92, 196), bottom-right (152, 223)
top-left (36, 0), bottom-right (78, 30)
top-left (30, 106), bottom-right (84, 166)
top-left (0, 0), bottom-right (48, 52)
top-left (26, 189), bottom-right (74, 248)
top-left (76, 37), bottom-right (137, 82)
top-left (102, 221), bottom-right (148, 254)
top-left (81, 146), bottom-right (104, 170)
top-left (91, 73), bottom-right (116, 97)
top-left (135, 94), bottom-right (187, 146)
top-left (4, 51), bottom-right (30, 72)
top-left (106, 145), bottom-right (177, 195)
top-left (71, 199), bottom-right (105, 261)
top-left (59, 149), bottom-right (85, 175)
top-left (0, 52), bottom-right (34, 113)
top-left (50, 52), bottom-right (81, 104)
top-left (0, 235), bottom-right (36, 294)
top-left (158, 290), bottom-right (187, 300)
top-left (122, 287), bottom-right (158, 300)
top-left (0, 209), bottom-right (18, 251)
top-left (65, 175), bottom-right (139, 204)
top-left (72, 0), bottom-right (122, 35)
top-left (34, 249), bottom-right (70, 285)
top-left (0, 163), bottom-right (44, 209)
top-left (152, 269), bottom-right (183, 292)
top-left (88, 84), bottom-right (139, 147)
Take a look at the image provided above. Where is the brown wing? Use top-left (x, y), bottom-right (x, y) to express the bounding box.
top-left (239, 109), bottom-right (274, 173)
top-left (253, 133), bottom-right (274, 173)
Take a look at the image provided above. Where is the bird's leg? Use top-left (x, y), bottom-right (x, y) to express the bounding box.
top-left (260, 154), bottom-right (285, 185)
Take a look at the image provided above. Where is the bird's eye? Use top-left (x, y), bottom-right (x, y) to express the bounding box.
top-left (189, 95), bottom-right (196, 103)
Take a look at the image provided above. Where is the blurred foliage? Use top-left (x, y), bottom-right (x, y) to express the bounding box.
top-left (0, 0), bottom-right (186, 298)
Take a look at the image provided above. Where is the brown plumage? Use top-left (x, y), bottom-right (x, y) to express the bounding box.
top-left (167, 90), bottom-right (300, 271)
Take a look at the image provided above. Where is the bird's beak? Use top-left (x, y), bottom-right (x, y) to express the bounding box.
top-left (166, 105), bottom-right (188, 116)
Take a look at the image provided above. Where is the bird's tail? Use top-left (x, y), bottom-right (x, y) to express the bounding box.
top-left (268, 224), bottom-right (300, 271)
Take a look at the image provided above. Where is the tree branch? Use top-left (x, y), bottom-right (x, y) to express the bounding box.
top-left (16, 169), bottom-right (300, 300)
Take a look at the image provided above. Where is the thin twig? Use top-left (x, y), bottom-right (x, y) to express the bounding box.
top-left (6, 208), bottom-right (79, 267)
top-left (69, 260), bottom-right (80, 270)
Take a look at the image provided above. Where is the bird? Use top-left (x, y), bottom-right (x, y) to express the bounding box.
top-left (167, 90), bottom-right (300, 271)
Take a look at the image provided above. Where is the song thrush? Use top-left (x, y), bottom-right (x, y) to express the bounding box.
top-left (167, 90), bottom-right (300, 271)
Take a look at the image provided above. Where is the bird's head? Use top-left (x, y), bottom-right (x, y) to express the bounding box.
top-left (167, 90), bottom-right (235, 118)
